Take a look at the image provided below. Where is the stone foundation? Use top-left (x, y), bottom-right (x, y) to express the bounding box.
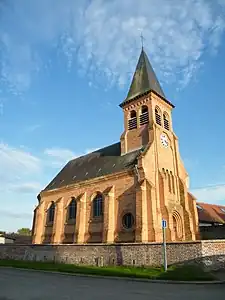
top-left (0, 240), bottom-right (225, 271)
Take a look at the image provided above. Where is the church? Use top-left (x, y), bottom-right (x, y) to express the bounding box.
top-left (32, 48), bottom-right (199, 244)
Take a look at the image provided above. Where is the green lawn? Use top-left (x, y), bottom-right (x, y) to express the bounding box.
top-left (0, 259), bottom-right (216, 281)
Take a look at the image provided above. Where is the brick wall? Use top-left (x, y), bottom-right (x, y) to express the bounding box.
top-left (0, 240), bottom-right (225, 271)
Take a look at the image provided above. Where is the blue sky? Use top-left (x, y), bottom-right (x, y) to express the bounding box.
top-left (0, 0), bottom-right (225, 232)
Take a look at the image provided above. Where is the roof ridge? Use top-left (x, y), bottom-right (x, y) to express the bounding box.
top-left (92, 142), bottom-right (120, 153)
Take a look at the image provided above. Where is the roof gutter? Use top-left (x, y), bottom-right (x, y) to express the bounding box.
top-left (40, 169), bottom-right (132, 197)
top-left (119, 90), bottom-right (175, 109)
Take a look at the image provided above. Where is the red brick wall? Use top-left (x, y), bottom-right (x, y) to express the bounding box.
top-left (34, 172), bottom-right (137, 244)
top-left (0, 240), bottom-right (225, 271)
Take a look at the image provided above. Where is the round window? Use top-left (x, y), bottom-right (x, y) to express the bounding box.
top-left (122, 213), bottom-right (134, 229)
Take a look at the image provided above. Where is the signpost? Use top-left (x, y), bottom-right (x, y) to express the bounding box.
top-left (162, 219), bottom-right (167, 271)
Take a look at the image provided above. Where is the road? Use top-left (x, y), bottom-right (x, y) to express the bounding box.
top-left (0, 268), bottom-right (224, 300)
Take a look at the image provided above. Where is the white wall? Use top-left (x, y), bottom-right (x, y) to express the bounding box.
top-left (0, 236), bottom-right (5, 244)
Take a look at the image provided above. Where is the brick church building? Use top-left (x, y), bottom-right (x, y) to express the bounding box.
top-left (32, 48), bottom-right (199, 244)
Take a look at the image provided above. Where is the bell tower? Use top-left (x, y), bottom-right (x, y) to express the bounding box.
top-left (119, 48), bottom-right (199, 242)
top-left (119, 48), bottom-right (172, 155)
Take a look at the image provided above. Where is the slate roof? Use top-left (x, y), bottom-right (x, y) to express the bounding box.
top-left (43, 142), bottom-right (142, 192)
top-left (197, 202), bottom-right (225, 224)
top-left (120, 49), bottom-right (166, 107)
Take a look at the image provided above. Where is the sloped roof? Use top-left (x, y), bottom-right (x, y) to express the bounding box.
top-left (120, 49), bottom-right (166, 107)
top-left (197, 202), bottom-right (225, 224)
top-left (43, 142), bottom-right (142, 192)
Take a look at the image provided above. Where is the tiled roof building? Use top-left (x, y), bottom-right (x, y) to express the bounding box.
top-left (197, 202), bottom-right (225, 225)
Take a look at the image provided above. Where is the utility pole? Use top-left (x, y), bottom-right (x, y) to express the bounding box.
top-left (162, 219), bottom-right (168, 271)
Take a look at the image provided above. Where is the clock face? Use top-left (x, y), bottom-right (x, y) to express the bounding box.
top-left (160, 133), bottom-right (169, 148)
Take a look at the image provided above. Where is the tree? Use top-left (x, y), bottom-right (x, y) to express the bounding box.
top-left (17, 228), bottom-right (32, 236)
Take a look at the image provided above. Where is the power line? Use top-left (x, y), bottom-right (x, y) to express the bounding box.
top-left (191, 183), bottom-right (225, 190)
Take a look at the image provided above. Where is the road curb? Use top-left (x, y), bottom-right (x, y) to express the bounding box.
top-left (1, 266), bottom-right (225, 285)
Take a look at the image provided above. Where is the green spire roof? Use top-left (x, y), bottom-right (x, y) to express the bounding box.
top-left (120, 49), bottom-right (165, 107)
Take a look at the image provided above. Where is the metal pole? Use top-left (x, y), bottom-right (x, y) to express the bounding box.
top-left (162, 227), bottom-right (167, 272)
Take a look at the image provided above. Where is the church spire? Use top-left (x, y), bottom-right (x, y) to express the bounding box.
top-left (120, 49), bottom-right (165, 107)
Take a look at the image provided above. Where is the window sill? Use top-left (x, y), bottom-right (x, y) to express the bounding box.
top-left (64, 220), bottom-right (76, 225)
top-left (121, 227), bottom-right (135, 233)
top-left (90, 216), bottom-right (103, 223)
top-left (45, 223), bottom-right (54, 227)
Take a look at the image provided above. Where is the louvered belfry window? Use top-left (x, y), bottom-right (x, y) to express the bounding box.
top-left (155, 108), bottom-right (161, 126)
top-left (163, 113), bottom-right (170, 130)
top-left (140, 105), bottom-right (149, 125)
top-left (128, 110), bottom-right (137, 130)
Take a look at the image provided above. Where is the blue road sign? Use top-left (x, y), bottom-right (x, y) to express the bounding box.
top-left (162, 219), bottom-right (168, 271)
top-left (162, 219), bottom-right (167, 229)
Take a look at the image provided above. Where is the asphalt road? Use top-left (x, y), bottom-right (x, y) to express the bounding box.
top-left (0, 268), bottom-right (224, 300)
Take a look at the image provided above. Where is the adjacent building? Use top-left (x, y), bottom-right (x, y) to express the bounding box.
top-left (197, 202), bottom-right (225, 240)
top-left (0, 234), bottom-right (15, 244)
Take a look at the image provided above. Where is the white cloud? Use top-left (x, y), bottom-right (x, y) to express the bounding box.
top-left (0, 0), bottom-right (225, 93)
top-left (0, 102), bottom-right (3, 116)
top-left (44, 148), bottom-right (77, 168)
top-left (25, 124), bottom-right (41, 133)
top-left (0, 143), bottom-right (42, 195)
top-left (0, 143), bottom-right (41, 179)
top-left (9, 182), bottom-right (42, 194)
top-left (0, 210), bottom-right (32, 220)
top-left (191, 184), bottom-right (225, 205)
top-left (44, 146), bottom-right (101, 168)
top-left (1, 34), bottom-right (40, 94)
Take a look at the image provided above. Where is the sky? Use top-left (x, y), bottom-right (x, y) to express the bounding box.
top-left (0, 0), bottom-right (225, 233)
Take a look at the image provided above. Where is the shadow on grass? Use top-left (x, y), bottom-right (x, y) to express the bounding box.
top-left (0, 259), bottom-right (216, 281)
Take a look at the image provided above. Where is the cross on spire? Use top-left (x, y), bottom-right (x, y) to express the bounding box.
top-left (140, 33), bottom-right (145, 49)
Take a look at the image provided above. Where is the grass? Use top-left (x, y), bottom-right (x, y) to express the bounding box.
top-left (0, 259), bottom-right (216, 281)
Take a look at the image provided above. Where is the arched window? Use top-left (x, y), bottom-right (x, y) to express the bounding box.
top-left (155, 107), bottom-right (161, 126)
top-left (68, 198), bottom-right (77, 220)
top-left (122, 213), bottom-right (134, 229)
top-left (128, 110), bottom-right (137, 130)
top-left (172, 211), bottom-right (183, 239)
top-left (130, 110), bottom-right (136, 118)
top-left (47, 202), bottom-right (55, 223)
top-left (140, 105), bottom-right (149, 125)
top-left (163, 113), bottom-right (170, 130)
top-left (93, 193), bottom-right (103, 217)
top-left (173, 215), bottom-right (177, 236)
